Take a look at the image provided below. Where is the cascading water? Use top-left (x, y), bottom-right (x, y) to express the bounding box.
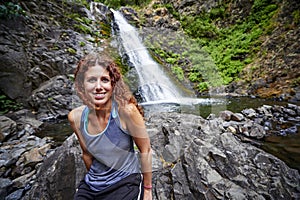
top-left (90, 3), bottom-right (227, 115)
top-left (112, 10), bottom-right (183, 103)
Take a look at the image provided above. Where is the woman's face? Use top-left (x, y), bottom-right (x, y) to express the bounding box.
top-left (83, 65), bottom-right (113, 108)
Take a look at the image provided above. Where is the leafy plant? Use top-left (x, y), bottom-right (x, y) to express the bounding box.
top-left (197, 82), bottom-right (209, 92)
top-left (292, 10), bottom-right (300, 25)
top-left (0, 2), bottom-right (26, 19)
top-left (79, 41), bottom-right (86, 47)
top-left (171, 66), bottom-right (184, 81)
top-left (0, 95), bottom-right (22, 114)
top-left (67, 48), bottom-right (76, 54)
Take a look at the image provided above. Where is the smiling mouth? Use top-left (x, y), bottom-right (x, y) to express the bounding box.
top-left (94, 93), bottom-right (105, 100)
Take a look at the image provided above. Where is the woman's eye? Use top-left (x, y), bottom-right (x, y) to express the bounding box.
top-left (87, 78), bottom-right (96, 82)
top-left (102, 77), bottom-right (110, 83)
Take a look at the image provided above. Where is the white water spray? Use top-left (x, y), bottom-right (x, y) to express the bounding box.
top-left (112, 10), bottom-right (182, 102)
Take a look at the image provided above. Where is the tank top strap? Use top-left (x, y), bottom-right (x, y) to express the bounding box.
top-left (80, 106), bottom-right (89, 131)
top-left (111, 100), bottom-right (129, 135)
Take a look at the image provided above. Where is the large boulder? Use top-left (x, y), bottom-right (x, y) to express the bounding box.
top-left (27, 75), bottom-right (79, 121)
top-left (0, 16), bottom-right (32, 101)
top-left (148, 112), bottom-right (300, 199)
top-left (22, 133), bottom-right (86, 200)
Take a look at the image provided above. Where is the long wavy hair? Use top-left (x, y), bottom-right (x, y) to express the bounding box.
top-left (74, 52), bottom-right (144, 117)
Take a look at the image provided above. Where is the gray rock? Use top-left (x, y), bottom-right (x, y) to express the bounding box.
top-left (0, 116), bottom-right (17, 142)
top-left (4, 188), bottom-right (24, 200)
top-left (22, 134), bottom-right (86, 200)
top-left (0, 178), bottom-right (12, 200)
top-left (146, 112), bottom-right (300, 200)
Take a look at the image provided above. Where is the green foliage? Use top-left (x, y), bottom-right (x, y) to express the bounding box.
top-left (197, 82), bottom-right (209, 92)
top-left (181, 15), bottom-right (219, 39)
top-left (291, 77), bottom-right (300, 87)
top-left (65, 7), bottom-right (110, 40)
top-left (293, 10), bottom-right (300, 25)
top-left (74, 23), bottom-right (93, 35)
top-left (166, 57), bottom-right (177, 65)
top-left (171, 66), bottom-right (184, 81)
top-left (79, 41), bottom-right (86, 47)
top-left (209, 6), bottom-right (226, 20)
top-left (67, 47), bottom-right (76, 54)
top-left (99, 22), bottom-right (112, 38)
top-left (0, 2), bottom-right (26, 19)
top-left (0, 95), bottom-right (22, 114)
top-left (178, 0), bottom-right (278, 87)
top-left (64, 0), bottom-right (89, 8)
top-left (188, 70), bottom-right (202, 82)
top-left (165, 4), bottom-right (179, 19)
top-left (184, 40), bottom-right (224, 89)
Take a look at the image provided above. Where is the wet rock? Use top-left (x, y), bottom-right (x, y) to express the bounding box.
top-left (12, 170), bottom-right (36, 189)
top-left (2, 103), bottom-right (299, 200)
top-left (0, 0), bottom-right (105, 106)
top-left (0, 113), bottom-right (56, 199)
top-left (28, 75), bottom-right (77, 120)
top-left (22, 148), bottom-right (45, 166)
top-left (22, 134), bottom-right (86, 200)
top-left (4, 188), bottom-right (24, 200)
top-left (0, 178), bottom-right (13, 199)
top-left (219, 110), bottom-right (233, 121)
top-left (146, 112), bottom-right (300, 200)
top-left (231, 112), bottom-right (245, 122)
top-left (241, 108), bottom-right (257, 119)
top-left (0, 116), bottom-right (16, 142)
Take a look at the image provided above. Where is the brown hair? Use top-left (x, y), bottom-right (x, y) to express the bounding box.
top-left (74, 52), bottom-right (144, 116)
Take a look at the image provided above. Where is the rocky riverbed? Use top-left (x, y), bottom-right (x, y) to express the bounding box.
top-left (1, 102), bottom-right (299, 199)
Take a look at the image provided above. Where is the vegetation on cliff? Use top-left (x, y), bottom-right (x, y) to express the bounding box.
top-left (135, 0), bottom-right (299, 98)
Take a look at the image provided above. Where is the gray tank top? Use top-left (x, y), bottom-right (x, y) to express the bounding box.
top-left (80, 101), bottom-right (140, 191)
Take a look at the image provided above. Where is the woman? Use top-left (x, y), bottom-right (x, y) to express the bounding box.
top-left (68, 52), bottom-right (152, 200)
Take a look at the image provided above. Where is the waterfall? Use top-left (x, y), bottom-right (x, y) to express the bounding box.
top-left (90, 3), bottom-right (227, 115)
top-left (112, 10), bottom-right (182, 103)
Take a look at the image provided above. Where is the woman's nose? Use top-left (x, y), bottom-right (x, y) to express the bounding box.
top-left (95, 80), bottom-right (102, 89)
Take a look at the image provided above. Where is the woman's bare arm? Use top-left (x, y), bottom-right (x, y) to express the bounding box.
top-left (68, 107), bottom-right (93, 171)
top-left (120, 104), bottom-right (152, 187)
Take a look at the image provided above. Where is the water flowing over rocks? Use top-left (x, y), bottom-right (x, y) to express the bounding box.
top-left (1, 103), bottom-right (299, 199)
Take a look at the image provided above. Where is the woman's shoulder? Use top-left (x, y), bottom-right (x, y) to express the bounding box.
top-left (68, 105), bottom-right (86, 123)
top-left (119, 102), bottom-right (139, 117)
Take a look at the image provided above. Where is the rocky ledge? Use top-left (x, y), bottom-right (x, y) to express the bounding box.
top-left (1, 103), bottom-right (299, 199)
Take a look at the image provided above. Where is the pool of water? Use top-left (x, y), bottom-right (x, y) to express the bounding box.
top-left (261, 131), bottom-right (300, 171)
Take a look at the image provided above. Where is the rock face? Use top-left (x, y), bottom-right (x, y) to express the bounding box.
top-left (0, 0), bottom-right (104, 105)
top-left (15, 110), bottom-right (299, 200)
top-left (22, 134), bottom-right (86, 200)
top-left (28, 75), bottom-right (80, 121)
top-left (148, 112), bottom-right (300, 199)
